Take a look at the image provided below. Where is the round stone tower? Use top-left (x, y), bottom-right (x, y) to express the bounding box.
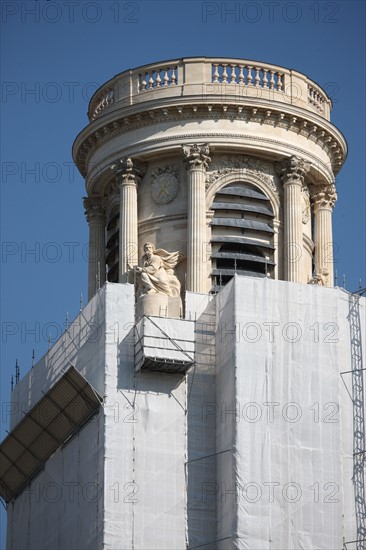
top-left (72, 57), bottom-right (347, 301)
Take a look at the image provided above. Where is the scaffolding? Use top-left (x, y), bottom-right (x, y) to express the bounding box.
top-left (344, 290), bottom-right (366, 550)
top-left (134, 315), bottom-right (195, 374)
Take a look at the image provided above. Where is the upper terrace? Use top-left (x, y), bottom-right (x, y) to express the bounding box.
top-left (88, 56), bottom-right (332, 122)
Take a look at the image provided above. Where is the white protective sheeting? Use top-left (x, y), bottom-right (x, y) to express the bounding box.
top-left (5, 278), bottom-right (362, 549)
top-left (185, 292), bottom-right (218, 549)
top-left (6, 409), bottom-right (104, 550)
top-left (215, 276), bottom-right (361, 550)
top-left (6, 282), bottom-right (188, 550)
top-left (134, 316), bottom-right (195, 372)
top-left (103, 283), bottom-right (187, 549)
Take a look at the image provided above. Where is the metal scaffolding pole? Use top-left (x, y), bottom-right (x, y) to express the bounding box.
top-left (348, 291), bottom-right (366, 549)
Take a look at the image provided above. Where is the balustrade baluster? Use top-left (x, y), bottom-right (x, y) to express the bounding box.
top-left (277, 74), bottom-right (283, 91)
top-left (148, 73), bottom-right (154, 89)
top-left (270, 70), bottom-right (275, 90)
top-left (222, 64), bottom-right (228, 83)
top-left (255, 67), bottom-right (260, 86)
top-left (213, 64), bottom-right (219, 82)
top-left (156, 71), bottom-right (161, 87)
top-left (238, 65), bottom-right (244, 84)
top-left (230, 64), bottom-right (237, 83)
top-left (263, 70), bottom-right (268, 88)
top-left (163, 68), bottom-right (169, 86)
top-left (171, 67), bottom-right (177, 84)
top-left (247, 66), bottom-right (252, 85)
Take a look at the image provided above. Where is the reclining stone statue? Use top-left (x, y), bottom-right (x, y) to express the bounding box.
top-left (135, 242), bottom-right (183, 298)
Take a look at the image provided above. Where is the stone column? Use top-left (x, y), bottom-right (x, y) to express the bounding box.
top-left (111, 158), bottom-right (145, 282)
top-left (183, 144), bottom-right (211, 293)
top-left (281, 156), bottom-right (310, 282)
top-left (311, 184), bottom-right (337, 287)
top-left (83, 196), bottom-right (106, 301)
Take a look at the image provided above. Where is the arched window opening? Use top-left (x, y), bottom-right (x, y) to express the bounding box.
top-left (210, 182), bottom-right (275, 291)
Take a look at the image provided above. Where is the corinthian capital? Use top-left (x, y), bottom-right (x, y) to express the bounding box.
top-left (110, 157), bottom-right (147, 185)
top-left (311, 184), bottom-right (337, 209)
top-left (182, 143), bottom-right (211, 169)
top-left (83, 196), bottom-right (106, 223)
top-left (281, 156), bottom-right (311, 186)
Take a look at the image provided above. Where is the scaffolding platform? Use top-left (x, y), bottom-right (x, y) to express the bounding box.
top-left (134, 316), bottom-right (195, 374)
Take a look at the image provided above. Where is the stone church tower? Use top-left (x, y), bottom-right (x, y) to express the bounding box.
top-left (75, 57), bottom-right (345, 300)
top-left (1, 58), bottom-right (364, 550)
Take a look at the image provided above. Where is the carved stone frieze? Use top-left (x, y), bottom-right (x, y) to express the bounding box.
top-left (206, 155), bottom-right (278, 195)
top-left (151, 165), bottom-right (178, 181)
top-left (84, 133), bottom-right (336, 193)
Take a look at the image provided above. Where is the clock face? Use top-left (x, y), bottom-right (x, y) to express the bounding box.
top-left (151, 173), bottom-right (179, 204)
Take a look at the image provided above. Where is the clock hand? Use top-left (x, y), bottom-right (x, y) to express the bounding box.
top-left (158, 182), bottom-right (170, 197)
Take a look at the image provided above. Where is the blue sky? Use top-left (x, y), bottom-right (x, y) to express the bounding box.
top-left (0, 0), bottom-right (365, 544)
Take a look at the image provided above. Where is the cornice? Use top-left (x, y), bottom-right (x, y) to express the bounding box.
top-left (73, 102), bottom-right (346, 180)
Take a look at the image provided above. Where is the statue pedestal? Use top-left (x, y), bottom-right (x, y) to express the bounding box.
top-left (168, 296), bottom-right (182, 318)
top-left (136, 293), bottom-right (169, 319)
top-left (136, 294), bottom-right (182, 319)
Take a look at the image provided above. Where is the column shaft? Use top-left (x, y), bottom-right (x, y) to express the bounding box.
top-left (88, 219), bottom-right (106, 296)
top-left (187, 167), bottom-right (206, 292)
top-left (311, 184), bottom-right (337, 287)
top-left (314, 205), bottom-right (334, 286)
top-left (84, 197), bottom-right (106, 301)
top-left (111, 158), bottom-right (145, 283)
top-left (183, 144), bottom-right (211, 293)
top-left (119, 182), bottom-right (138, 280)
top-left (281, 156), bottom-right (310, 283)
top-left (283, 181), bottom-right (303, 282)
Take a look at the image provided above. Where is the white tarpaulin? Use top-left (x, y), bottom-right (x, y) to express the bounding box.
top-left (215, 276), bottom-right (362, 550)
top-left (134, 316), bottom-right (195, 373)
top-left (103, 284), bottom-right (187, 549)
top-left (4, 279), bottom-right (364, 549)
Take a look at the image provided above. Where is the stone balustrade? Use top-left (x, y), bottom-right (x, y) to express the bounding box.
top-left (138, 63), bottom-right (179, 91)
top-left (212, 62), bottom-right (284, 91)
top-left (87, 57), bottom-right (332, 121)
top-left (90, 87), bottom-right (114, 120)
top-left (308, 83), bottom-right (328, 115)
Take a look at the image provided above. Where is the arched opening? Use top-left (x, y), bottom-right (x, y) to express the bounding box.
top-left (210, 181), bottom-right (275, 291)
